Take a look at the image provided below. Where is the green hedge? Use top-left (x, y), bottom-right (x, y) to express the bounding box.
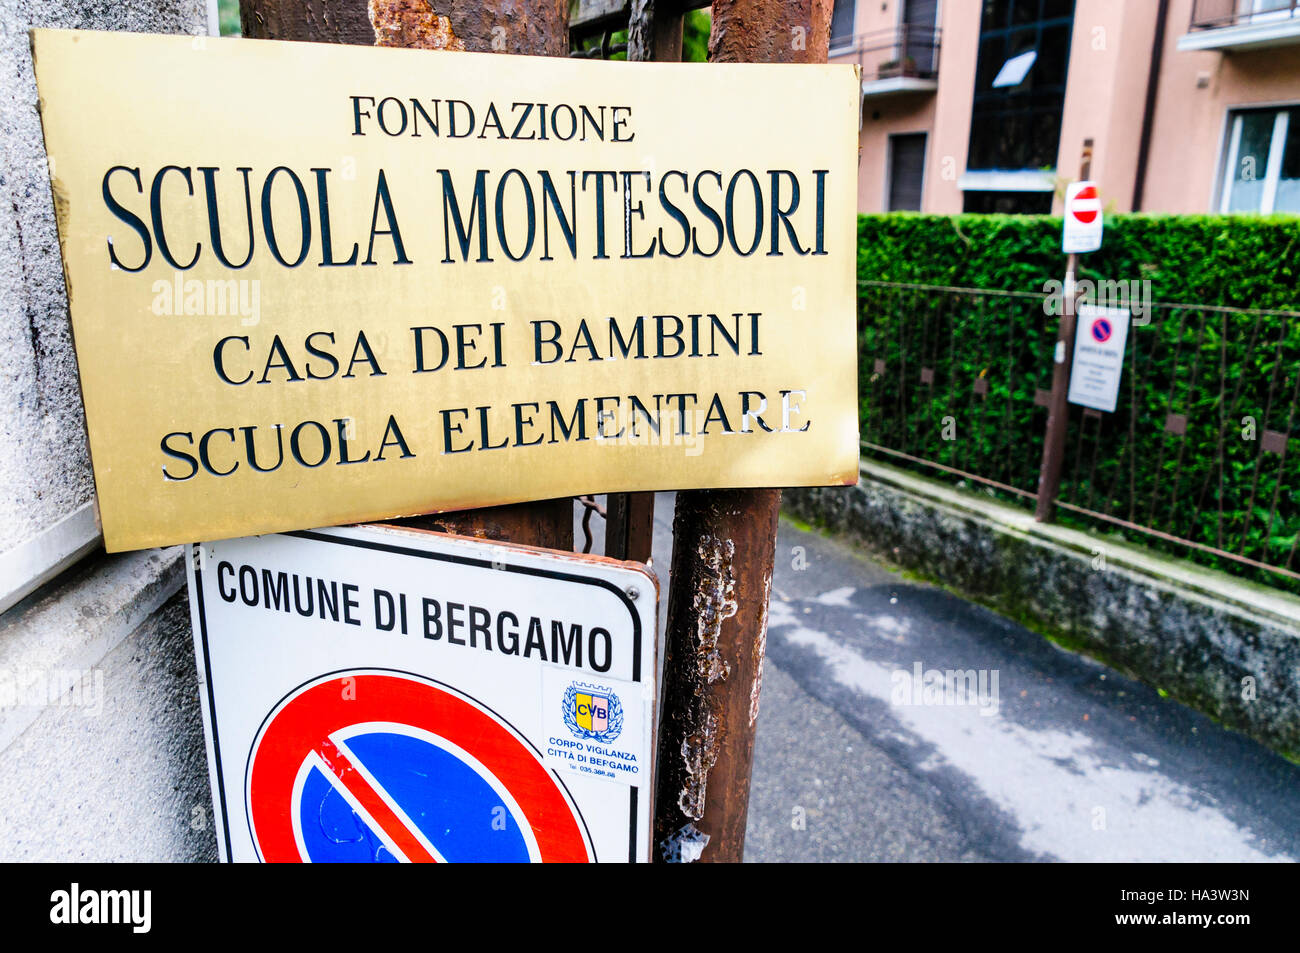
top-left (856, 214), bottom-right (1300, 591)
top-left (858, 213), bottom-right (1300, 310)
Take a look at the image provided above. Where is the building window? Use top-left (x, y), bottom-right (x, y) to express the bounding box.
top-left (901, 0), bottom-right (941, 74)
top-left (1219, 106), bottom-right (1300, 214)
top-left (831, 0), bottom-right (857, 53)
top-left (887, 133), bottom-right (928, 211)
top-left (966, 0), bottom-right (1076, 173)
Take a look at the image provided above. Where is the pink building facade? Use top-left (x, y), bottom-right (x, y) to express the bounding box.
top-left (831, 0), bottom-right (1300, 215)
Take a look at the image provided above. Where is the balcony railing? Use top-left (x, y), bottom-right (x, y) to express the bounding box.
top-left (830, 25), bottom-right (941, 88)
top-left (1189, 0), bottom-right (1299, 31)
top-left (1181, 0), bottom-right (1300, 50)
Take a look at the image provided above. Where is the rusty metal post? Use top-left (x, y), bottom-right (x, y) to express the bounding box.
top-left (654, 489), bottom-right (780, 862)
top-left (1035, 138), bottom-right (1093, 524)
top-left (240, 0), bottom-right (568, 56)
top-left (605, 493), bottom-right (655, 562)
top-left (652, 0), bottom-right (832, 864)
top-left (708, 0), bottom-right (831, 65)
top-left (629, 0), bottom-right (684, 62)
top-left (238, 0), bottom-right (572, 550)
top-left (394, 499), bottom-right (574, 550)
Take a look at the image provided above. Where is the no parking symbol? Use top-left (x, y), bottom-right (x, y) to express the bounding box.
top-left (247, 671), bottom-right (592, 862)
top-left (187, 524), bottom-right (657, 863)
top-left (1067, 305), bottom-right (1131, 414)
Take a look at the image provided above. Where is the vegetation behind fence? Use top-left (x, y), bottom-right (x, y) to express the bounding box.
top-left (858, 213), bottom-right (1300, 308)
top-left (856, 215), bottom-right (1300, 592)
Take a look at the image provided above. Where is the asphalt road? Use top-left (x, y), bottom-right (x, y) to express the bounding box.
top-left (628, 493), bottom-right (1300, 863)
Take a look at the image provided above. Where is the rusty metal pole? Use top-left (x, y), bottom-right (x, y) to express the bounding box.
top-left (652, 0), bottom-right (832, 864)
top-left (240, 0), bottom-right (568, 56)
top-left (239, 0), bottom-right (573, 550)
top-left (1035, 138), bottom-right (1093, 524)
top-left (399, 499), bottom-right (574, 550)
top-left (605, 493), bottom-right (656, 562)
top-left (628, 0), bottom-right (684, 62)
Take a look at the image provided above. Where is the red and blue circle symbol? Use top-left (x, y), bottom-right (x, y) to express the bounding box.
top-left (1091, 317), bottom-right (1113, 343)
top-left (245, 670), bottom-right (592, 863)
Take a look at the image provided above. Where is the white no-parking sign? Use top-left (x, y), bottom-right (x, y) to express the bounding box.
top-left (185, 523), bottom-right (657, 863)
top-left (1068, 305), bottom-right (1131, 413)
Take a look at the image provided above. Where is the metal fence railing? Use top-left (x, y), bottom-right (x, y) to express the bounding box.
top-left (830, 26), bottom-right (941, 83)
top-left (859, 281), bottom-right (1048, 499)
top-left (858, 280), bottom-right (1300, 590)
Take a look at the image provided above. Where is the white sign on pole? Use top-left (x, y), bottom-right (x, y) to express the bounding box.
top-left (1067, 304), bottom-right (1131, 413)
top-left (185, 523), bottom-right (657, 863)
top-left (1063, 180), bottom-right (1104, 254)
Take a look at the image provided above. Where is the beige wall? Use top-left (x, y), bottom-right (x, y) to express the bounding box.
top-left (1055, 0), bottom-right (1159, 214)
top-left (847, 0), bottom-right (1300, 215)
top-left (857, 96), bottom-right (938, 210)
top-left (832, 0), bottom-right (939, 212)
top-left (829, 0), bottom-right (897, 49)
top-left (1143, 0), bottom-right (1300, 213)
top-left (925, 0), bottom-right (981, 212)
top-left (833, 0), bottom-right (979, 213)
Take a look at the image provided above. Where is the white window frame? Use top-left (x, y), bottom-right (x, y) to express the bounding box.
top-left (1218, 105), bottom-right (1295, 214)
top-left (829, 0), bottom-right (858, 55)
top-left (1247, 0), bottom-right (1298, 25)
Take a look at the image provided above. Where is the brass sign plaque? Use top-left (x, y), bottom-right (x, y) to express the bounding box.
top-left (33, 29), bottom-right (859, 552)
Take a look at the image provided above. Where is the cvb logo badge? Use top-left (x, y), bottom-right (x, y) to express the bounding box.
top-left (49, 883), bottom-right (151, 933)
top-left (562, 682), bottom-right (623, 744)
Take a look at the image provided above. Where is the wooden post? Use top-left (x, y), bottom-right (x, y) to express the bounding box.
top-left (652, 0), bottom-right (832, 864)
top-left (1035, 138), bottom-right (1094, 524)
top-left (238, 0), bottom-right (573, 551)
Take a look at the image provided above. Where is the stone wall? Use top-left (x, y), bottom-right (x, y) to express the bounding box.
top-left (0, 0), bottom-right (214, 861)
top-left (0, 0), bottom-right (210, 611)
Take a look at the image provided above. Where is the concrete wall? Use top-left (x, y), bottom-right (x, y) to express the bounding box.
top-left (787, 460), bottom-right (1300, 758)
top-left (0, 0), bottom-right (213, 861)
top-left (0, 551), bottom-right (217, 861)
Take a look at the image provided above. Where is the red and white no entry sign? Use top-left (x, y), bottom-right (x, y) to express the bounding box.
top-left (1063, 180), bottom-right (1104, 253)
top-left (1070, 184), bottom-right (1100, 224)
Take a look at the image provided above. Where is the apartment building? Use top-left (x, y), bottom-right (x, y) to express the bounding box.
top-left (833, 0), bottom-right (1300, 214)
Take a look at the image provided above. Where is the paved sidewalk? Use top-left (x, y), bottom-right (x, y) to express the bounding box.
top-left (635, 496), bottom-right (1300, 862)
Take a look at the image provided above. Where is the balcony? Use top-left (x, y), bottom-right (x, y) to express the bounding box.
top-left (830, 26), bottom-right (941, 99)
top-left (1178, 0), bottom-right (1300, 52)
